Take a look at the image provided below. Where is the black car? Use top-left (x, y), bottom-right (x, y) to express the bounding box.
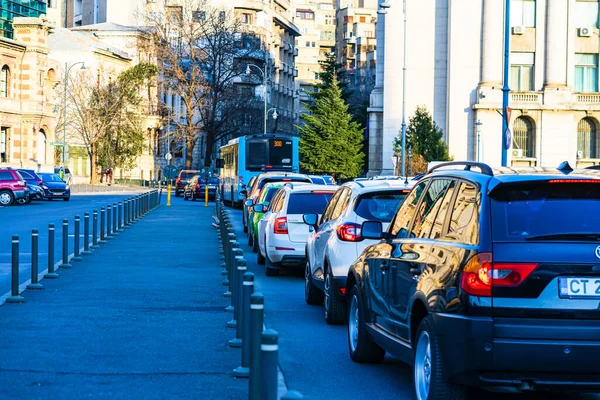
top-left (39, 173), bottom-right (71, 201)
top-left (346, 161), bottom-right (600, 399)
top-left (183, 176), bottom-right (219, 201)
top-left (17, 169), bottom-right (44, 201)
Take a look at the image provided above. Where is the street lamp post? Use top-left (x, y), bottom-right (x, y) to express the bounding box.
top-left (246, 64), bottom-right (268, 135)
top-left (475, 119), bottom-right (483, 162)
top-left (63, 61), bottom-right (86, 167)
top-left (501, 0), bottom-right (511, 166)
top-left (400, 0), bottom-right (408, 177)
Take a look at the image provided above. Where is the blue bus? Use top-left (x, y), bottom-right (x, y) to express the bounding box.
top-left (219, 134), bottom-right (299, 206)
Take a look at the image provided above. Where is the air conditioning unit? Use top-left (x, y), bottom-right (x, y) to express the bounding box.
top-left (512, 148), bottom-right (523, 158)
top-left (512, 26), bottom-right (526, 35)
top-left (579, 27), bottom-right (593, 37)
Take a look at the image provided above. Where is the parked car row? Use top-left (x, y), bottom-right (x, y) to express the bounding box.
top-left (238, 162), bottom-right (600, 400)
top-left (0, 167), bottom-right (70, 206)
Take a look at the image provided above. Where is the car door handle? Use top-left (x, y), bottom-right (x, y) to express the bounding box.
top-left (380, 261), bottom-right (389, 272)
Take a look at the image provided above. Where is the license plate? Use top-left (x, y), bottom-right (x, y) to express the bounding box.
top-left (53, 193), bottom-right (62, 196)
top-left (559, 277), bottom-right (600, 298)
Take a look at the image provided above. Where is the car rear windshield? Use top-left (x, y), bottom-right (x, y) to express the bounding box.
top-left (287, 192), bottom-right (334, 214)
top-left (490, 180), bottom-right (600, 241)
top-left (355, 191), bottom-right (408, 222)
top-left (180, 172), bottom-right (197, 180)
top-left (258, 177), bottom-right (309, 190)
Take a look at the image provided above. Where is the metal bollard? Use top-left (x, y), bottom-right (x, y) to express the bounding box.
top-left (124, 200), bottom-right (129, 227)
top-left (227, 252), bottom-right (244, 326)
top-left (106, 205), bottom-right (113, 238)
top-left (26, 230), bottom-right (43, 290)
top-left (261, 329), bottom-right (279, 400)
top-left (72, 216), bottom-right (83, 262)
top-left (45, 224), bottom-right (58, 279)
top-left (227, 245), bottom-right (242, 294)
top-left (229, 258), bottom-right (247, 346)
top-left (100, 208), bottom-right (106, 243)
top-left (59, 219), bottom-right (72, 269)
top-left (233, 272), bottom-right (254, 378)
top-left (6, 235), bottom-right (25, 303)
top-left (248, 292), bottom-right (264, 400)
top-left (118, 202), bottom-right (123, 230)
top-left (82, 213), bottom-right (92, 255)
top-left (224, 241), bottom-right (240, 296)
top-left (111, 203), bottom-right (119, 235)
top-left (91, 210), bottom-right (100, 249)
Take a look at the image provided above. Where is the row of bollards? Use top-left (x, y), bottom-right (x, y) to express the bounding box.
top-left (4, 190), bottom-right (162, 304)
top-left (214, 192), bottom-right (303, 400)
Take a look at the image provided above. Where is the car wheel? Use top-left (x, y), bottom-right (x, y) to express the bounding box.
top-left (257, 247), bottom-right (265, 265)
top-left (0, 190), bottom-right (14, 206)
top-left (183, 192), bottom-right (189, 201)
top-left (324, 268), bottom-right (346, 324)
top-left (265, 253), bottom-right (279, 276)
top-left (247, 231), bottom-right (253, 246)
top-left (63, 197), bottom-right (70, 202)
top-left (191, 194), bottom-right (196, 201)
top-left (305, 260), bottom-right (324, 305)
top-left (348, 285), bottom-right (385, 363)
top-left (16, 196), bottom-right (31, 205)
top-left (414, 316), bottom-right (466, 400)
top-left (252, 234), bottom-right (259, 253)
top-left (243, 213), bottom-right (248, 233)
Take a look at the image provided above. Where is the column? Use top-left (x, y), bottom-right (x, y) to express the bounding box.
top-left (480, 0), bottom-right (503, 86)
top-left (544, 0), bottom-right (568, 88)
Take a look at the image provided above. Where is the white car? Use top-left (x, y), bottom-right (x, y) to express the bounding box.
top-left (256, 184), bottom-right (338, 276)
top-left (303, 179), bottom-right (416, 324)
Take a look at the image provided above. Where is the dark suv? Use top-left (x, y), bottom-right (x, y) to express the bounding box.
top-left (175, 170), bottom-right (199, 197)
top-left (346, 161), bottom-right (600, 399)
top-left (0, 167), bottom-right (29, 206)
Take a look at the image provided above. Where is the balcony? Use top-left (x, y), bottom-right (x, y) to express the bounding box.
top-left (233, 0), bottom-right (267, 12)
top-left (0, 97), bottom-right (21, 114)
top-left (576, 93), bottom-right (600, 103)
top-left (510, 92), bottom-right (542, 104)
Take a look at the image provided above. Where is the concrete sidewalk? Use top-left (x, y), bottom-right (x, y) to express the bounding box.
top-left (0, 200), bottom-right (246, 399)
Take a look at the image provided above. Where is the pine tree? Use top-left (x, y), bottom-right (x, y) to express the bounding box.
top-left (394, 106), bottom-right (451, 162)
top-left (300, 77), bottom-right (364, 179)
top-left (312, 52), bottom-right (351, 102)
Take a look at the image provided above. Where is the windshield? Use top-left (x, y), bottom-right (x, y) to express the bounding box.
top-left (310, 177), bottom-right (325, 185)
top-left (491, 181), bottom-right (600, 241)
top-left (180, 172), bottom-right (197, 180)
top-left (355, 191), bottom-right (408, 222)
top-left (287, 192), bottom-right (334, 214)
top-left (260, 186), bottom-right (281, 203)
top-left (40, 173), bottom-right (64, 182)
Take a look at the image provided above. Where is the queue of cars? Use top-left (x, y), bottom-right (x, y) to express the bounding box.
top-left (236, 163), bottom-right (600, 400)
top-left (0, 167), bottom-right (70, 206)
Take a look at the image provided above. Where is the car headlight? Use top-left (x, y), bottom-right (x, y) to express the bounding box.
top-left (66, 185), bottom-right (70, 190)
top-left (42, 185), bottom-right (48, 189)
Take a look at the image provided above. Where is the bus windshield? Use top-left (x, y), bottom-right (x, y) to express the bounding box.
top-left (246, 138), bottom-right (293, 171)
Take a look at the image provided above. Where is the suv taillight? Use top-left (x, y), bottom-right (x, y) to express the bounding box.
top-left (17, 180), bottom-right (25, 187)
top-left (37, 180), bottom-right (42, 185)
top-left (460, 252), bottom-right (539, 297)
top-left (336, 223), bottom-right (363, 242)
top-left (274, 217), bottom-right (288, 234)
top-left (195, 183), bottom-right (200, 189)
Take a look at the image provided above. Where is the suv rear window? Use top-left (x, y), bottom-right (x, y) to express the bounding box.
top-left (355, 191), bottom-right (408, 222)
top-left (180, 172), bottom-right (197, 180)
top-left (287, 192), bottom-right (334, 214)
top-left (491, 180), bottom-right (600, 241)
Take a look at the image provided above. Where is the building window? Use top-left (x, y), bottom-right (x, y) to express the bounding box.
top-left (513, 117), bottom-right (535, 158)
top-left (37, 130), bottom-right (46, 164)
top-left (240, 13), bottom-right (253, 24)
top-left (359, 16), bottom-right (366, 23)
top-left (575, 53), bottom-right (598, 92)
top-left (576, 0), bottom-right (599, 28)
top-left (319, 3), bottom-right (333, 9)
top-left (510, 52), bottom-right (534, 91)
top-left (577, 118), bottom-right (599, 158)
top-left (219, 11), bottom-right (226, 21)
top-left (311, 42), bottom-right (316, 47)
top-left (0, 65), bottom-right (9, 98)
top-left (320, 30), bottom-right (334, 41)
top-left (325, 14), bottom-right (334, 25)
top-left (192, 11), bottom-right (205, 22)
top-left (296, 11), bottom-right (314, 20)
top-left (305, 41), bottom-right (310, 47)
top-left (511, 0), bottom-right (536, 27)
top-left (0, 127), bottom-right (7, 162)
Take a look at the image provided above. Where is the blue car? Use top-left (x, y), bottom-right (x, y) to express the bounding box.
top-left (17, 169), bottom-right (44, 201)
top-left (39, 173), bottom-right (71, 201)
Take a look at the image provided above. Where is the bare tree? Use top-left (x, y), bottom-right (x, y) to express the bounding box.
top-left (145, 0), bottom-right (264, 170)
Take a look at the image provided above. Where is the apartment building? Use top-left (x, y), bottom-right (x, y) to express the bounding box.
top-left (64, 0), bottom-right (142, 28)
top-left (292, 0), bottom-right (336, 108)
top-left (335, 0), bottom-right (377, 89)
top-left (0, 0), bottom-right (46, 38)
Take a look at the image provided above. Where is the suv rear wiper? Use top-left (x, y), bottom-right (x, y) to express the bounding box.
top-left (525, 233), bottom-right (600, 241)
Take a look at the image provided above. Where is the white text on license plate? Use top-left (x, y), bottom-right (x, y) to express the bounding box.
top-left (559, 277), bottom-right (600, 298)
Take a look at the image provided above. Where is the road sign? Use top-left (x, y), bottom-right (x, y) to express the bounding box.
top-left (163, 165), bottom-right (178, 179)
top-left (504, 128), bottom-right (512, 150)
top-left (165, 152), bottom-right (172, 161)
top-left (50, 142), bottom-right (65, 147)
top-left (505, 107), bottom-right (512, 125)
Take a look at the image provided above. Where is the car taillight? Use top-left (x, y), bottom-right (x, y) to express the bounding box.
top-left (460, 252), bottom-right (539, 297)
top-left (274, 217), bottom-right (288, 234)
top-left (17, 180), bottom-right (25, 187)
top-left (336, 223), bottom-right (363, 242)
top-left (176, 178), bottom-right (181, 184)
top-left (37, 180), bottom-right (42, 185)
top-left (195, 183), bottom-right (200, 189)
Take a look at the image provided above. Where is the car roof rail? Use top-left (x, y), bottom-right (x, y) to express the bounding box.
top-left (427, 161), bottom-right (493, 176)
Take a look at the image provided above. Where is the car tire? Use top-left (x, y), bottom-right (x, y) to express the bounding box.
top-left (175, 191), bottom-right (180, 197)
top-left (191, 194), bottom-right (196, 201)
top-left (265, 253), bottom-right (279, 276)
top-left (247, 231), bottom-right (253, 246)
top-left (257, 247), bottom-right (265, 265)
top-left (348, 285), bottom-right (385, 363)
top-left (16, 196), bottom-right (31, 205)
top-left (414, 316), bottom-right (467, 400)
top-left (252, 234), bottom-right (259, 253)
top-left (0, 190), bottom-right (14, 206)
top-left (183, 192), bottom-right (189, 201)
top-left (305, 260), bottom-right (324, 305)
top-left (324, 268), bottom-right (346, 325)
top-left (243, 213), bottom-right (248, 233)
top-left (63, 197), bottom-right (70, 202)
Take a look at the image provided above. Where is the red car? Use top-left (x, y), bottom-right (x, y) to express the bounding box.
top-left (175, 169), bottom-right (199, 197)
top-left (0, 167), bottom-right (30, 206)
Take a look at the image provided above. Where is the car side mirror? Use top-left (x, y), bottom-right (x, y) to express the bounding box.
top-left (362, 221), bottom-right (383, 240)
top-left (253, 203), bottom-right (267, 213)
top-left (303, 213), bottom-right (319, 228)
top-left (244, 199), bottom-right (254, 207)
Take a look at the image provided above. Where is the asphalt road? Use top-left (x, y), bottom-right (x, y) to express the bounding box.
top-left (0, 190), bottom-right (147, 296)
top-left (223, 205), bottom-right (600, 400)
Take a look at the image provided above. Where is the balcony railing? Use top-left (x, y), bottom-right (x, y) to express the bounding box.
top-left (510, 92), bottom-right (542, 103)
top-left (576, 94), bottom-right (600, 103)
